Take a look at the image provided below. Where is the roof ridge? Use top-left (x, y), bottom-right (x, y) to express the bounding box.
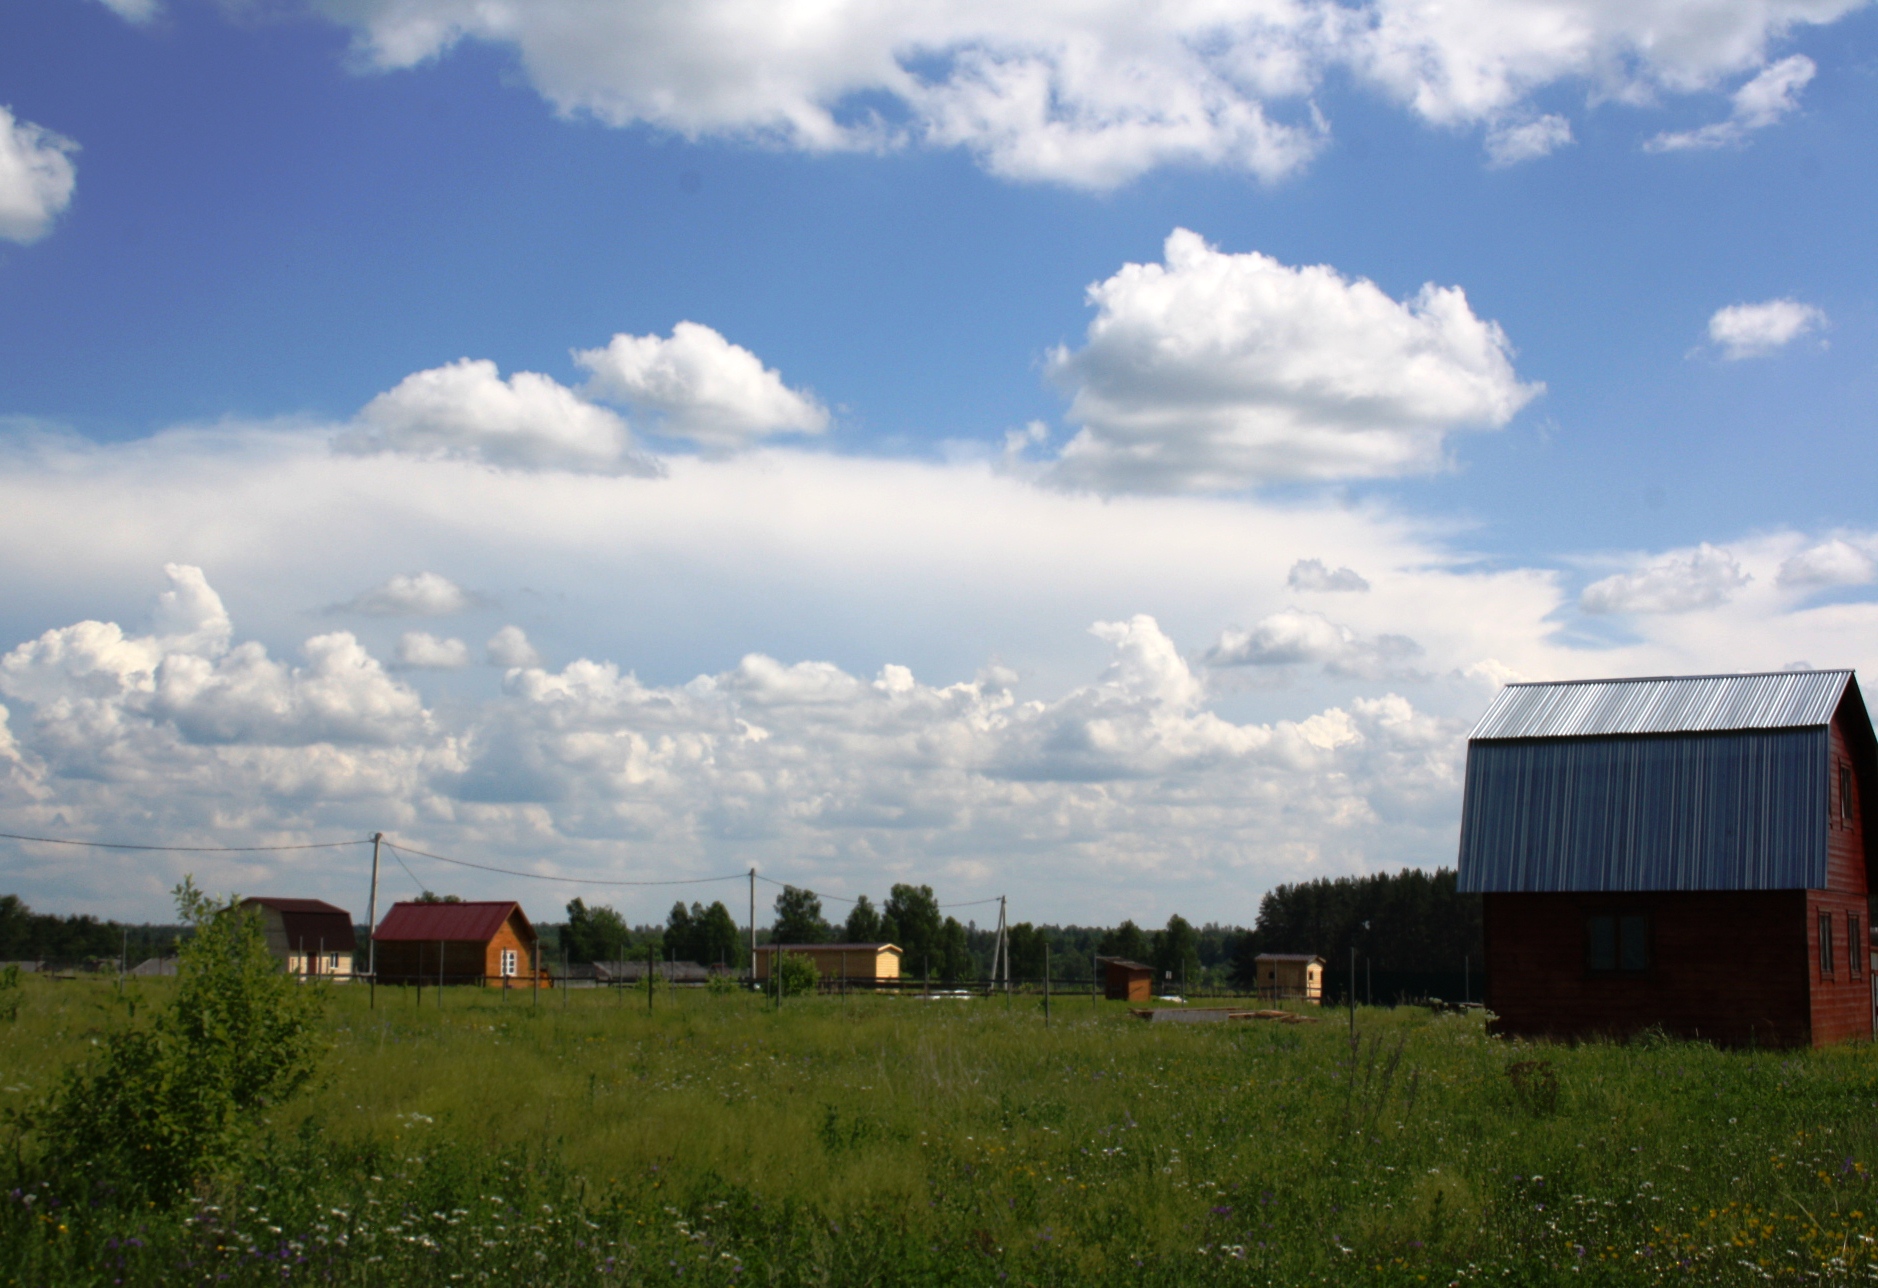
top-left (1505, 670), bottom-right (1852, 688)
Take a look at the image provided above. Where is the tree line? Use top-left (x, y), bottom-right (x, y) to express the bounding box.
top-left (0, 894), bottom-right (183, 963)
top-left (537, 867), bottom-right (1484, 1000)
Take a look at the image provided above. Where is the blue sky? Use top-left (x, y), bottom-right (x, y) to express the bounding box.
top-left (0, 0), bottom-right (1874, 926)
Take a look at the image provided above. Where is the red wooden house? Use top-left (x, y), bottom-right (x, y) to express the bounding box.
top-left (1458, 671), bottom-right (1875, 1048)
top-left (372, 900), bottom-right (543, 986)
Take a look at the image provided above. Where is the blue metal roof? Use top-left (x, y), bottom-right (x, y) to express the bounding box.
top-left (1469, 671), bottom-right (1851, 741)
top-left (1457, 728), bottom-right (1827, 892)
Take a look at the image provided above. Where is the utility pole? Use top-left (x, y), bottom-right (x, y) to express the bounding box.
top-left (647, 944), bottom-right (654, 1013)
top-left (1348, 945), bottom-right (1355, 1041)
top-left (748, 868), bottom-right (756, 985)
top-left (367, 832), bottom-right (383, 979)
top-left (1043, 941), bottom-right (1051, 1026)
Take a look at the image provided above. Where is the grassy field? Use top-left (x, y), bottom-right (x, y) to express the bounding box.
top-left (4, 975), bottom-right (1878, 1285)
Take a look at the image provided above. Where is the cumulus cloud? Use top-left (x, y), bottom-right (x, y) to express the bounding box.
top-left (1287, 558), bottom-right (1369, 592)
top-left (1205, 610), bottom-right (1423, 678)
top-left (1045, 229), bottom-right (1540, 492)
top-left (337, 358), bottom-right (663, 476)
top-left (1707, 297), bottom-right (1827, 359)
top-left (0, 566), bottom-right (1468, 920)
top-left (1484, 114), bottom-right (1572, 166)
top-left (294, 0), bottom-right (1860, 185)
top-left (0, 106), bottom-right (78, 245)
top-left (575, 322), bottom-right (828, 450)
top-left (1647, 54), bottom-right (1816, 152)
top-left (0, 566), bottom-right (428, 754)
top-left (395, 632), bottom-right (471, 669)
top-left (93, 0), bottom-right (161, 21)
top-left (1778, 538), bottom-right (1876, 588)
top-left (485, 626), bottom-right (541, 669)
top-left (335, 571), bottom-right (479, 617)
top-left (1579, 543), bottom-right (1751, 615)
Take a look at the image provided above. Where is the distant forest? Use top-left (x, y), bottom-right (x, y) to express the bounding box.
top-left (0, 895), bottom-right (184, 963)
top-left (531, 867), bottom-right (1484, 1002)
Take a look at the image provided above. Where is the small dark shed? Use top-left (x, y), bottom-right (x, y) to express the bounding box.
top-left (1458, 670), bottom-right (1876, 1048)
top-left (1097, 956), bottom-right (1154, 1001)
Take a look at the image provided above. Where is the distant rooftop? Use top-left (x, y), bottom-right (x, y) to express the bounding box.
top-left (1469, 671), bottom-right (1856, 742)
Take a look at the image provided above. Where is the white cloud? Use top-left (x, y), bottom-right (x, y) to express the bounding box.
top-left (395, 632), bottom-right (471, 669)
top-left (1647, 54), bottom-right (1816, 151)
top-left (8, 427), bottom-right (1878, 922)
top-left (295, 0), bottom-right (1861, 185)
top-left (1778, 538), bottom-right (1876, 588)
top-left (575, 322), bottom-right (828, 450)
top-left (1483, 114), bottom-right (1572, 166)
top-left (337, 358), bottom-right (663, 476)
top-left (1205, 609), bottom-right (1423, 678)
top-left (0, 106), bottom-right (78, 245)
top-left (93, 0), bottom-right (161, 21)
top-left (336, 571), bottom-right (479, 617)
top-left (1706, 297), bottom-right (1827, 359)
top-left (1287, 558), bottom-right (1369, 592)
top-left (0, 565), bottom-right (428, 752)
top-left (485, 626), bottom-right (541, 669)
top-left (1045, 229), bottom-right (1540, 492)
top-left (1579, 543), bottom-right (1751, 614)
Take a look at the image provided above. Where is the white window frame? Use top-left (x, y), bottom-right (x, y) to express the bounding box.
top-left (500, 948), bottom-right (518, 978)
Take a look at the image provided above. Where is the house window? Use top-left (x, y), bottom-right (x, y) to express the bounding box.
top-left (1851, 915), bottom-right (1863, 978)
top-left (1842, 764), bottom-right (1855, 824)
top-left (1587, 914), bottom-right (1650, 973)
top-left (1819, 912), bottom-right (1835, 977)
top-left (500, 948), bottom-right (518, 978)
top-left (325, 953), bottom-right (342, 972)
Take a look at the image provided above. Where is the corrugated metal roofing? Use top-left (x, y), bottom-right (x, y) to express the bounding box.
top-left (241, 898), bottom-right (357, 952)
top-left (1457, 728), bottom-right (1827, 892)
top-left (374, 901), bottom-right (529, 944)
top-left (1469, 671), bottom-right (1851, 741)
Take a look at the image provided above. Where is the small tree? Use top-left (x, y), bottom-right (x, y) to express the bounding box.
top-left (33, 877), bottom-right (324, 1206)
top-left (775, 950), bottom-right (819, 997)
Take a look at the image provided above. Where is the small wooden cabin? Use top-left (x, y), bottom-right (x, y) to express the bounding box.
top-left (373, 900), bottom-right (542, 986)
top-left (241, 897), bottom-right (356, 978)
top-left (1097, 956), bottom-right (1154, 1001)
top-left (1254, 952), bottom-right (1324, 1002)
top-left (1459, 671), bottom-right (1876, 1048)
top-left (752, 942), bottom-right (902, 983)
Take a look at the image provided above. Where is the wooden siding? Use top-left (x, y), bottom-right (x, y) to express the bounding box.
top-left (1484, 891), bottom-right (1811, 1047)
top-left (753, 946), bottom-right (901, 981)
top-left (1810, 709), bottom-right (1874, 1044)
top-left (1102, 960), bottom-right (1152, 1001)
top-left (374, 909), bottom-right (539, 986)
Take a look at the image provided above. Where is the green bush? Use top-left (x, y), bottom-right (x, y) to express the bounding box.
top-left (775, 950), bottom-right (819, 997)
top-left (29, 877), bottom-right (324, 1205)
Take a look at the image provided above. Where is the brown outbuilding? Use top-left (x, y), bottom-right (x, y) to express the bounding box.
top-left (1096, 956), bottom-right (1154, 1001)
top-left (372, 900), bottom-right (542, 986)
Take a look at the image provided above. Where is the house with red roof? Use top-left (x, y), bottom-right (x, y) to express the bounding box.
top-left (373, 900), bottom-right (542, 986)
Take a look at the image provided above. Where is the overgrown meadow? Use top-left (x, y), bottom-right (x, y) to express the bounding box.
top-left (4, 975), bottom-right (1878, 1286)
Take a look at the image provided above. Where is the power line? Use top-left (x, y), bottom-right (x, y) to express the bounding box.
top-left (751, 872), bottom-right (860, 905)
top-left (0, 830), bottom-right (368, 854)
top-left (939, 896), bottom-right (1003, 909)
top-left (381, 840), bottom-right (747, 889)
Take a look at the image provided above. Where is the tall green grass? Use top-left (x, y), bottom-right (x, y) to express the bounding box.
top-left (4, 975), bottom-right (1876, 1284)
